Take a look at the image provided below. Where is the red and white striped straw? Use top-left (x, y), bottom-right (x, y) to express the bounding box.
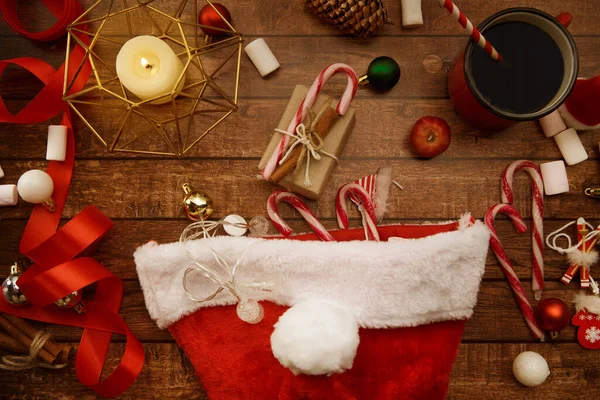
top-left (501, 160), bottom-right (544, 300)
top-left (485, 204), bottom-right (545, 341)
top-left (336, 183), bottom-right (380, 241)
top-left (267, 191), bottom-right (334, 241)
top-left (260, 63), bottom-right (358, 180)
top-left (438, 0), bottom-right (502, 62)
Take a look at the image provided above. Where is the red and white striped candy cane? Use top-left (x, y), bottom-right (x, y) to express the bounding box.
top-left (336, 183), bottom-right (380, 241)
top-left (260, 63), bottom-right (358, 180)
top-left (438, 0), bottom-right (502, 61)
top-left (267, 191), bottom-right (334, 241)
top-left (501, 160), bottom-right (544, 300)
top-left (485, 204), bottom-right (545, 341)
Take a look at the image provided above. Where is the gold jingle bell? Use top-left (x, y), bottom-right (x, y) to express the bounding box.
top-left (182, 183), bottom-right (214, 221)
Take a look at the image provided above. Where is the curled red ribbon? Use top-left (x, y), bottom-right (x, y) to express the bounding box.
top-left (0, 1), bottom-right (143, 397)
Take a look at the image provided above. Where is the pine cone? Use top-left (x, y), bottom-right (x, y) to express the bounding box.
top-left (304, 0), bottom-right (394, 38)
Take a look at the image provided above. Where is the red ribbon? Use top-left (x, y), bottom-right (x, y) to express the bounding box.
top-left (0, 1), bottom-right (143, 397)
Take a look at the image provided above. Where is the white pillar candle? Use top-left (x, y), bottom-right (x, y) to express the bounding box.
top-left (116, 36), bottom-right (185, 105)
top-left (17, 169), bottom-right (55, 211)
top-left (540, 161), bottom-right (569, 196)
top-left (539, 110), bottom-right (566, 138)
top-left (223, 214), bottom-right (248, 236)
top-left (46, 125), bottom-right (68, 161)
top-left (553, 128), bottom-right (588, 165)
top-left (244, 39), bottom-right (280, 77)
top-left (0, 184), bottom-right (18, 206)
top-left (401, 0), bottom-right (423, 27)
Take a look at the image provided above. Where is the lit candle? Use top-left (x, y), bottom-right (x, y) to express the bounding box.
top-left (116, 36), bottom-right (185, 105)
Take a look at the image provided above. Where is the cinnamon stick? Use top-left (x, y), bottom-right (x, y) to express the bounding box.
top-left (3, 314), bottom-right (61, 357)
top-left (0, 331), bottom-right (28, 354)
top-left (0, 314), bottom-right (56, 364)
top-left (270, 107), bottom-right (340, 184)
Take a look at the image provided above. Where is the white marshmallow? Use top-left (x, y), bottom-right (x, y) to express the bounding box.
top-left (540, 161), bottom-right (569, 195)
top-left (0, 184), bottom-right (18, 206)
top-left (0, 165), bottom-right (4, 179)
top-left (401, 0), bottom-right (423, 27)
top-left (244, 39), bottom-right (280, 77)
top-left (46, 125), bottom-right (68, 161)
top-left (554, 128), bottom-right (588, 165)
top-left (539, 110), bottom-right (566, 138)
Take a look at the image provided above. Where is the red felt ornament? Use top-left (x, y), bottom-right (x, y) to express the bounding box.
top-left (198, 3), bottom-right (232, 36)
top-left (535, 298), bottom-right (571, 339)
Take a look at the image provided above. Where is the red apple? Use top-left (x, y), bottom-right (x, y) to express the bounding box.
top-left (409, 116), bottom-right (451, 158)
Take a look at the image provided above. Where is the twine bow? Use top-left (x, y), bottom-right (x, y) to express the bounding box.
top-left (274, 101), bottom-right (338, 187)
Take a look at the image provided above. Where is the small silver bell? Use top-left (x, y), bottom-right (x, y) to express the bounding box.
top-left (2, 262), bottom-right (28, 306)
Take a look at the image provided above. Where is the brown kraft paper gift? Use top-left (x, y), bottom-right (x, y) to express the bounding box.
top-left (258, 85), bottom-right (356, 199)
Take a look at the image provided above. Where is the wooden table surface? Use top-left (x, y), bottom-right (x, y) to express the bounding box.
top-left (1, 0), bottom-right (600, 398)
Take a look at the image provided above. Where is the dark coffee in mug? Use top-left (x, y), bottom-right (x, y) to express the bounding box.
top-left (470, 21), bottom-right (564, 115)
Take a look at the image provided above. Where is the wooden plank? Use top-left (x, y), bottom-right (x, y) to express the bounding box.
top-left (2, 98), bottom-right (599, 160)
top-left (1, 35), bottom-right (599, 100)
top-left (7, 281), bottom-right (585, 342)
top-left (0, 218), bottom-right (593, 281)
top-left (3, 0), bottom-right (599, 37)
top-left (0, 159), bottom-right (598, 219)
top-left (0, 342), bottom-right (597, 399)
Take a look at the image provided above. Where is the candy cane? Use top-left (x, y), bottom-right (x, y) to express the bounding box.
top-left (261, 63), bottom-right (358, 180)
top-left (485, 204), bottom-right (545, 341)
top-left (438, 0), bottom-right (502, 61)
top-left (336, 183), bottom-right (380, 241)
top-left (267, 191), bottom-right (334, 241)
top-left (501, 160), bottom-right (544, 300)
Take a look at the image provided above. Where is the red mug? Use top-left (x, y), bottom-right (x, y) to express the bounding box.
top-left (448, 9), bottom-right (578, 131)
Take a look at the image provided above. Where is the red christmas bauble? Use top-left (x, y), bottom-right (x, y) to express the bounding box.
top-left (535, 298), bottom-right (570, 332)
top-left (198, 3), bottom-right (232, 37)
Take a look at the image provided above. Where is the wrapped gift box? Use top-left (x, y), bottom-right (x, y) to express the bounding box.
top-left (258, 85), bottom-right (356, 199)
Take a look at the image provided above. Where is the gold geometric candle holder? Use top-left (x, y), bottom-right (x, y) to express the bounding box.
top-left (63, 0), bottom-right (243, 157)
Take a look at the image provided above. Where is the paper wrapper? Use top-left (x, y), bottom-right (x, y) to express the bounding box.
top-left (258, 85), bottom-right (356, 199)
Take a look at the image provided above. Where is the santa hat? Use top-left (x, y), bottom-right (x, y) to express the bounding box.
top-left (134, 219), bottom-right (490, 399)
top-left (559, 76), bottom-right (600, 130)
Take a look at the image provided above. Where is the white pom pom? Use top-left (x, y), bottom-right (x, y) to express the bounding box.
top-left (270, 299), bottom-right (359, 376)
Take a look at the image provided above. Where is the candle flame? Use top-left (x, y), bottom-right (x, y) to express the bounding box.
top-left (141, 57), bottom-right (153, 70)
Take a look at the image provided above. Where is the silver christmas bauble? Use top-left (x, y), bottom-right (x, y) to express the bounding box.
top-left (236, 299), bottom-right (264, 324)
top-left (2, 272), bottom-right (28, 306)
top-left (55, 290), bottom-right (82, 309)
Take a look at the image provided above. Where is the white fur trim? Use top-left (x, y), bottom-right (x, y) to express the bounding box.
top-left (374, 167), bottom-right (392, 221)
top-left (134, 221), bottom-right (490, 330)
top-left (559, 104), bottom-right (600, 131)
top-left (271, 299), bottom-right (359, 376)
top-left (574, 292), bottom-right (600, 315)
top-left (567, 250), bottom-right (599, 267)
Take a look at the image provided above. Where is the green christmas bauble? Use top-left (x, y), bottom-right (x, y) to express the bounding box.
top-left (366, 56), bottom-right (400, 91)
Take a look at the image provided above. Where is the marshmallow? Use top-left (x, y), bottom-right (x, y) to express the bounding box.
top-left (0, 184), bottom-right (18, 206)
top-left (401, 0), bottom-right (423, 27)
top-left (46, 125), bottom-right (68, 161)
top-left (554, 128), bottom-right (588, 165)
top-left (539, 110), bottom-right (566, 138)
top-left (0, 165), bottom-right (4, 179)
top-left (244, 39), bottom-right (280, 77)
top-left (540, 161), bottom-right (569, 196)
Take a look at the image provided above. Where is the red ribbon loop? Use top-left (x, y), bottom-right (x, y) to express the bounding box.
top-left (0, 0), bottom-right (144, 397)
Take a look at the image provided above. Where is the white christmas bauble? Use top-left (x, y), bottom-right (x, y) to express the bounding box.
top-left (270, 299), bottom-right (359, 376)
top-left (512, 351), bottom-right (550, 387)
top-left (17, 170), bottom-right (54, 204)
top-left (223, 214), bottom-right (248, 236)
